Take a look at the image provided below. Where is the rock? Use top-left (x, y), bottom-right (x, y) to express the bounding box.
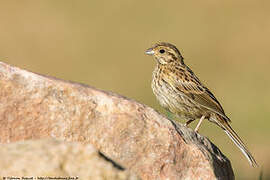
top-left (0, 62), bottom-right (234, 180)
top-left (0, 139), bottom-right (138, 179)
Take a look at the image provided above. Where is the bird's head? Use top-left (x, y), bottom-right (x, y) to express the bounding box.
top-left (145, 42), bottom-right (184, 65)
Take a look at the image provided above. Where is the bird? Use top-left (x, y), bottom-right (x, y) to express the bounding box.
top-left (145, 42), bottom-right (257, 167)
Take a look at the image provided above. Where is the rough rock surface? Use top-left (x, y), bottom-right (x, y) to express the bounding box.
top-left (0, 62), bottom-right (234, 180)
top-left (0, 139), bottom-right (138, 180)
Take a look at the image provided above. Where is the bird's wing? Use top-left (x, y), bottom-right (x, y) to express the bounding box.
top-left (165, 67), bottom-right (230, 121)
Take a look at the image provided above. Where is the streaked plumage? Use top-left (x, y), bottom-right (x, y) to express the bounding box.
top-left (146, 42), bottom-right (257, 167)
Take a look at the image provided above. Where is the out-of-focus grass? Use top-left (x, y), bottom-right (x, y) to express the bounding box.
top-left (0, 1), bottom-right (269, 179)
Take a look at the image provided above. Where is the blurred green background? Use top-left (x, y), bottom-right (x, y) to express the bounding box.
top-left (0, 1), bottom-right (269, 179)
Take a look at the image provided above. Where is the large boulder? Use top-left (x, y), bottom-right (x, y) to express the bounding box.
top-left (0, 62), bottom-right (234, 179)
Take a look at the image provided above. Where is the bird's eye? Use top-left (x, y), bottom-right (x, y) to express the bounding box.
top-left (159, 49), bottom-right (165, 54)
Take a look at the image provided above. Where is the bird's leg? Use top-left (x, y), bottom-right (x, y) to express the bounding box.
top-left (195, 115), bottom-right (205, 132)
top-left (184, 119), bottom-right (195, 127)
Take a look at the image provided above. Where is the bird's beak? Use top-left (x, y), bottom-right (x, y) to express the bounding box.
top-left (145, 48), bottom-right (154, 55)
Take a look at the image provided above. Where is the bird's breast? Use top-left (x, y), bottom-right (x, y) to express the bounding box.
top-left (151, 66), bottom-right (203, 120)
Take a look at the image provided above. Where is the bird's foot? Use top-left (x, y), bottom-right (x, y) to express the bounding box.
top-left (184, 119), bottom-right (194, 127)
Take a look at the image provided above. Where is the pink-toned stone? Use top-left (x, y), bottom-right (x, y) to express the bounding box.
top-left (0, 62), bottom-right (234, 180)
top-left (0, 139), bottom-right (139, 179)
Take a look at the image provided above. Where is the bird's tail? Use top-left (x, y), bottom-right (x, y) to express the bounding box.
top-left (215, 116), bottom-right (258, 167)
